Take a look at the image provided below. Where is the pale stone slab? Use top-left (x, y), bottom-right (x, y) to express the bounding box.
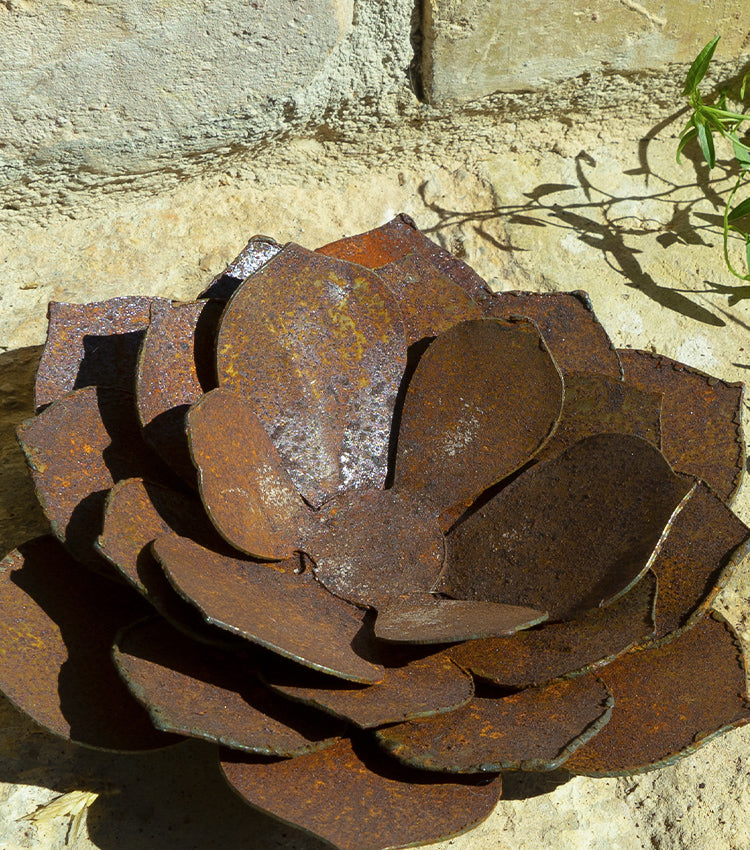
top-left (0, 0), bottom-right (352, 160)
top-left (423, 0), bottom-right (750, 103)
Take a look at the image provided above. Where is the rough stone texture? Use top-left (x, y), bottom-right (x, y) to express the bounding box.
top-left (423, 0), bottom-right (750, 103)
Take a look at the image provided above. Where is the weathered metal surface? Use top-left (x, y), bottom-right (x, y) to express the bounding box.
top-left (97, 478), bottom-right (238, 646)
top-left (393, 318), bottom-right (563, 527)
top-left (535, 372), bottom-right (662, 463)
top-left (98, 477), bottom-right (223, 593)
top-left (0, 535), bottom-right (179, 751)
top-left (152, 534), bottom-right (384, 683)
top-left (34, 296), bottom-right (168, 409)
top-left (199, 235), bottom-right (283, 300)
top-left (136, 299), bottom-right (222, 483)
top-left (648, 480), bottom-right (750, 640)
top-left (316, 213), bottom-right (492, 306)
top-left (486, 291), bottom-right (623, 380)
top-left (441, 434), bottom-right (692, 620)
top-left (371, 252), bottom-right (483, 345)
top-left (448, 572), bottom-right (657, 687)
top-left (114, 617), bottom-right (345, 755)
top-left (188, 388), bottom-right (309, 560)
top-left (17, 385), bottom-right (174, 570)
top-left (376, 673), bottom-right (613, 772)
top-left (374, 597), bottom-right (547, 644)
top-left (215, 243), bottom-right (407, 507)
top-left (564, 613), bottom-right (750, 776)
top-left (220, 737), bottom-right (503, 850)
top-left (264, 649), bottom-right (474, 728)
top-left (619, 348), bottom-right (745, 502)
top-left (305, 490), bottom-right (444, 609)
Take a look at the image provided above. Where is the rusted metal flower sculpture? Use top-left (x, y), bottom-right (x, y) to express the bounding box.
top-left (2, 214), bottom-right (750, 849)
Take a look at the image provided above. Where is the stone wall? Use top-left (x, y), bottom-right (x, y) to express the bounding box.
top-left (3, 3), bottom-right (750, 850)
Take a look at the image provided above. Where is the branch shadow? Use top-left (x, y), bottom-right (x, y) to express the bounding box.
top-left (417, 61), bottom-right (750, 324)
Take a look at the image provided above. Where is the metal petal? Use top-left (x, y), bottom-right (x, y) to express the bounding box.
top-left (0, 536), bottom-right (179, 751)
top-left (393, 318), bottom-right (563, 526)
top-left (376, 673), bottom-right (613, 772)
top-left (264, 649), bottom-right (474, 728)
top-left (535, 372), bottom-right (662, 463)
top-left (305, 489), bottom-right (444, 608)
top-left (199, 235), bottom-right (283, 300)
top-left (97, 477), bottom-right (237, 645)
top-left (369, 252), bottom-right (483, 345)
top-left (136, 299), bottom-right (223, 483)
top-left (649, 480), bottom-right (750, 640)
top-left (448, 572), bottom-right (657, 687)
top-left (215, 244), bottom-right (407, 506)
top-left (440, 434), bottom-right (692, 619)
top-left (485, 291), bottom-right (623, 379)
top-left (187, 388), bottom-right (310, 560)
top-left (17, 386), bottom-right (175, 570)
top-left (152, 534), bottom-right (385, 684)
top-left (113, 617), bottom-right (344, 756)
top-left (374, 597), bottom-right (547, 644)
top-left (220, 737), bottom-right (503, 850)
top-left (619, 348), bottom-right (745, 502)
top-left (35, 296), bottom-right (169, 408)
top-left (564, 613), bottom-right (750, 776)
top-left (316, 213), bottom-right (491, 305)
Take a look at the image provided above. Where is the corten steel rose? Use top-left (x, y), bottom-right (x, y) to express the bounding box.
top-left (2, 214), bottom-right (750, 849)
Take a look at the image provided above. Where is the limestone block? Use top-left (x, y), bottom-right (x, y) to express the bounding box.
top-left (0, 0), bottom-right (352, 162)
top-left (423, 0), bottom-right (750, 104)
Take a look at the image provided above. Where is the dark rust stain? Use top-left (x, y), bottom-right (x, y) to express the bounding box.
top-left (304, 489), bottom-right (444, 609)
top-left (534, 372), bottom-right (662, 463)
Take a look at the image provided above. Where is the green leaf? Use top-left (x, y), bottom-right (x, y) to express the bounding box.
top-left (684, 36), bottom-right (720, 96)
top-left (676, 125), bottom-right (699, 162)
top-left (732, 138), bottom-right (750, 168)
top-left (744, 234), bottom-right (750, 276)
top-left (696, 117), bottom-right (716, 168)
top-left (728, 197), bottom-right (750, 222)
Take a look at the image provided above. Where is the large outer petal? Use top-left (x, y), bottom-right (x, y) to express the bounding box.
top-left (220, 737), bottom-right (503, 850)
top-left (0, 536), bottom-right (178, 751)
top-left (215, 244), bottom-right (407, 506)
top-left (564, 613), bottom-right (750, 776)
top-left (618, 348), bottom-right (745, 502)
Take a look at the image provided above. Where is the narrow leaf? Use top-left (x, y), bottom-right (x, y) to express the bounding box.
top-left (676, 126), bottom-right (698, 162)
top-left (684, 36), bottom-right (720, 96)
top-left (697, 117), bottom-right (716, 168)
top-left (728, 197), bottom-right (750, 222)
